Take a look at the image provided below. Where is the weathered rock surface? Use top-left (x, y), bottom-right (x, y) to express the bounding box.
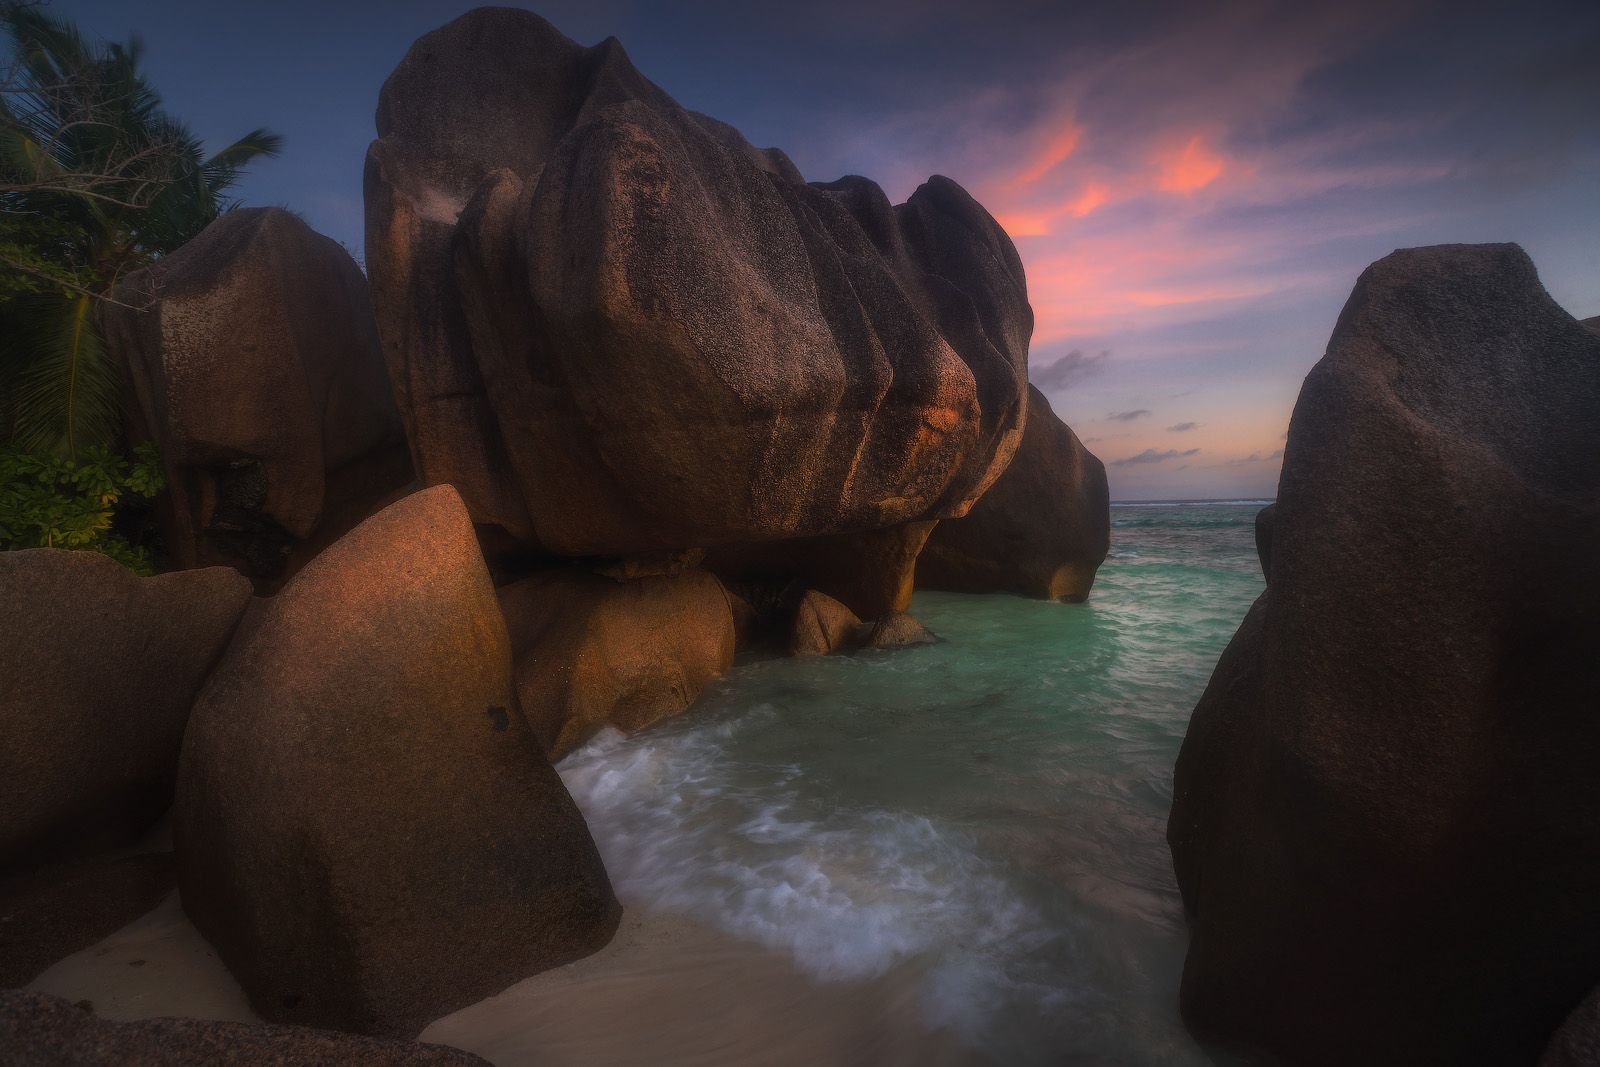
top-left (0, 550), bottom-right (250, 871)
top-left (0, 853), bottom-right (174, 987)
top-left (861, 611), bottom-right (937, 650)
top-left (1168, 244), bottom-right (1600, 1065)
top-left (1544, 986), bottom-right (1600, 1067)
top-left (917, 386), bottom-right (1108, 601)
top-left (789, 590), bottom-right (862, 657)
top-left (105, 207), bottom-right (411, 588)
top-left (707, 521), bottom-right (936, 619)
top-left (498, 568), bottom-right (735, 761)
top-left (365, 7), bottom-right (1029, 558)
top-left (0, 991), bottom-right (488, 1066)
top-left (176, 486), bottom-right (620, 1037)
top-left (1580, 314), bottom-right (1599, 336)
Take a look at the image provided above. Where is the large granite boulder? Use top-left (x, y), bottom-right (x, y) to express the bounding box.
top-left (917, 385), bottom-right (1108, 601)
top-left (365, 7), bottom-right (1029, 560)
top-left (176, 486), bottom-right (620, 1037)
top-left (1167, 245), bottom-right (1600, 1064)
top-left (497, 568), bottom-right (735, 761)
top-left (105, 207), bottom-right (412, 588)
top-left (0, 550), bottom-right (250, 871)
top-left (0, 991), bottom-right (488, 1066)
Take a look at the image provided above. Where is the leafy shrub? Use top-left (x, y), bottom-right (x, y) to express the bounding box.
top-left (0, 440), bottom-right (166, 573)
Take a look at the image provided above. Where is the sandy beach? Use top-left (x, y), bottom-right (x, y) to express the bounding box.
top-left (26, 884), bottom-right (976, 1066)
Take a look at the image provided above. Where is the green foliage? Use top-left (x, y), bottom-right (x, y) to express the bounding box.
top-left (0, 2), bottom-right (282, 457)
top-left (0, 439), bottom-right (166, 573)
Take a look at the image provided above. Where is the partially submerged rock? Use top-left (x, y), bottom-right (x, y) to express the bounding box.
top-left (861, 611), bottom-right (937, 650)
top-left (1253, 502), bottom-right (1275, 579)
top-left (105, 207), bottom-right (411, 589)
top-left (176, 486), bottom-right (620, 1037)
top-left (1168, 244), bottom-right (1600, 1064)
top-left (498, 568), bottom-right (735, 761)
top-left (0, 991), bottom-right (488, 1066)
top-left (789, 589), bottom-right (862, 657)
top-left (917, 386), bottom-right (1108, 602)
top-left (365, 8), bottom-right (1029, 558)
top-left (0, 550), bottom-right (249, 870)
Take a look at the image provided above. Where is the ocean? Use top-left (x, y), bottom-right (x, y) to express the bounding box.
top-left (556, 501), bottom-right (1269, 1063)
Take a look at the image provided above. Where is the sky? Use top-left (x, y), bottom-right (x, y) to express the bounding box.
top-left (53, 0), bottom-right (1600, 500)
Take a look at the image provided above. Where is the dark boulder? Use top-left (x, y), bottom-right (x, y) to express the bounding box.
top-left (497, 567), bottom-right (735, 761)
top-left (706, 521), bottom-right (936, 620)
top-left (176, 486), bottom-right (619, 1037)
top-left (917, 386), bottom-right (1108, 601)
top-left (365, 8), bottom-right (1029, 559)
top-left (105, 208), bottom-right (411, 589)
top-left (0, 550), bottom-right (250, 870)
top-left (0, 991), bottom-right (488, 1066)
top-left (1253, 502), bottom-right (1275, 579)
top-left (1168, 244), bottom-right (1600, 1064)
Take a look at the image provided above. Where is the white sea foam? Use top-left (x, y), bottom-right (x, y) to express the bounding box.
top-left (557, 713), bottom-right (1067, 1044)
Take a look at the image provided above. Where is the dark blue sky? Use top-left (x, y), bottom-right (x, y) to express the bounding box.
top-left (52, 0), bottom-right (1600, 497)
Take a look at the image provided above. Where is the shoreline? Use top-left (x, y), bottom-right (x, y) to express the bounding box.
top-left (26, 885), bottom-right (977, 1067)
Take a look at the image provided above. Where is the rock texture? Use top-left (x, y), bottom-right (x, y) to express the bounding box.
top-left (0, 550), bottom-right (250, 871)
top-left (105, 207), bottom-right (411, 588)
top-left (917, 386), bottom-right (1108, 601)
top-left (789, 590), bottom-right (861, 657)
top-left (1168, 245), bottom-right (1600, 1065)
top-left (365, 8), bottom-right (1029, 559)
top-left (0, 853), bottom-right (174, 987)
top-left (498, 568), bottom-right (735, 761)
top-left (861, 611), bottom-right (937, 650)
top-left (0, 991), bottom-right (488, 1066)
top-left (176, 486), bottom-right (620, 1037)
top-left (1544, 987), bottom-right (1600, 1067)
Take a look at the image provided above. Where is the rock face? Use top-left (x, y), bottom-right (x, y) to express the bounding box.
top-left (498, 568), bottom-right (735, 761)
top-left (175, 486), bottom-right (620, 1037)
top-left (0, 992), bottom-right (489, 1066)
top-left (365, 7), bottom-right (1029, 560)
top-left (1544, 987), bottom-right (1600, 1067)
top-left (105, 207), bottom-right (412, 588)
top-left (0, 550), bottom-right (250, 871)
top-left (789, 590), bottom-right (862, 657)
top-left (1168, 245), bottom-right (1600, 1065)
top-left (917, 386), bottom-right (1108, 601)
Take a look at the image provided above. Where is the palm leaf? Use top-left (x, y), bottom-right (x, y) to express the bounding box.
top-left (1, 292), bottom-right (122, 458)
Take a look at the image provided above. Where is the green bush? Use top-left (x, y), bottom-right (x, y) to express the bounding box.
top-left (0, 440), bottom-right (166, 573)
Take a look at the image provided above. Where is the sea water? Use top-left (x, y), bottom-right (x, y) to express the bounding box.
top-left (557, 502), bottom-right (1268, 1064)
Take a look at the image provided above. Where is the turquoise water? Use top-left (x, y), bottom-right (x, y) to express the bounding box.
top-left (558, 502), bottom-right (1268, 1064)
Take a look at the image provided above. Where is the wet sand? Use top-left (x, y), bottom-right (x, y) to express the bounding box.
top-left (26, 892), bottom-right (976, 1066)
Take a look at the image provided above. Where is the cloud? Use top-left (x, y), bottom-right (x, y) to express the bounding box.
top-left (1227, 449), bottom-right (1286, 464)
top-left (1112, 447), bottom-right (1200, 466)
top-left (1107, 408), bottom-right (1152, 422)
top-left (1166, 421), bottom-right (1199, 432)
top-left (1030, 348), bottom-right (1109, 390)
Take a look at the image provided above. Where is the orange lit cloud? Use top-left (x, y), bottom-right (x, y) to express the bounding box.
top-left (1005, 123), bottom-right (1083, 188)
top-left (1155, 134), bottom-right (1227, 193)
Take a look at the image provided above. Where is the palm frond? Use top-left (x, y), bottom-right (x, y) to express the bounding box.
top-left (1, 292), bottom-right (122, 458)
